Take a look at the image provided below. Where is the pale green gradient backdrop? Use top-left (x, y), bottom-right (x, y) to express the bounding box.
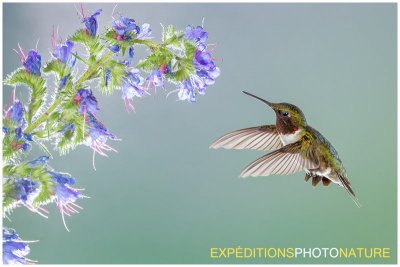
top-left (3, 3), bottom-right (397, 264)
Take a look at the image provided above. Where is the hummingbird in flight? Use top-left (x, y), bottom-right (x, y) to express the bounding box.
top-left (210, 91), bottom-right (360, 207)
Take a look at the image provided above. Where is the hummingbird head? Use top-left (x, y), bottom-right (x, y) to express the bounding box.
top-left (242, 91), bottom-right (307, 134)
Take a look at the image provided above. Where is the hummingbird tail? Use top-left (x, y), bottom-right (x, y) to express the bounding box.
top-left (336, 171), bottom-right (361, 208)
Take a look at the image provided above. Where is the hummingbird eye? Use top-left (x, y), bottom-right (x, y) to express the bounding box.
top-left (281, 111), bottom-right (289, 117)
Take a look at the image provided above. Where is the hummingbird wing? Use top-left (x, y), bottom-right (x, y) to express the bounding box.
top-left (239, 140), bottom-right (318, 178)
top-left (209, 125), bottom-right (282, 151)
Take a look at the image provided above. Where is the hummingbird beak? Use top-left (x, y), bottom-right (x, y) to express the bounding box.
top-left (242, 91), bottom-right (273, 107)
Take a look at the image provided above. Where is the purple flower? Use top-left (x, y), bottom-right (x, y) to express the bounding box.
top-left (109, 44), bottom-right (120, 53)
top-left (59, 74), bottom-right (71, 90)
top-left (85, 112), bottom-right (118, 161)
top-left (82, 9), bottom-right (102, 36)
top-left (52, 40), bottom-right (76, 67)
top-left (129, 46), bottom-right (134, 59)
top-left (3, 126), bottom-right (10, 135)
top-left (104, 69), bottom-right (111, 87)
top-left (23, 133), bottom-right (33, 142)
top-left (13, 45), bottom-right (41, 75)
top-left (74, 89), bottom-right (99, 115)
top-left (21, 143), bottom-right (30, 151)
top-left (184, 25), bottom-right (208, 44)
top-left (112, 16), bottom-right (140, 37)
top-left (15, 127), bottom-right (22, 140)
top-left (177, 80), bottom-right (196, 102)
top-left (49, 171), bottom-right (87, 232)
top-left (121, 69), bottom-right (147, 112)
top-left (136, 23), bottom-right (152, 39)
top-left (121, 60), bottom-right (130, 66)
top-left (24, 51), bottom-right (42, 75)
top-left (170, 25), bottom-right (220, 102)
top-left (14, 178), bottom-right (39, 203)
top-left (183, 49), bottom-right (220, 99)
top-left (3, 228), bottom-right (36, 265)
top-left (4, 100), bottom-right (25, 127)
top-left (7, 177), bottom-right (49, 218)
top-left (146, 68), bottom-right (165, 93)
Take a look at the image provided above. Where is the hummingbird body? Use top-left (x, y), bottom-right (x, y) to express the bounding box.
top-left (210, 91), bottom-right (360, 207)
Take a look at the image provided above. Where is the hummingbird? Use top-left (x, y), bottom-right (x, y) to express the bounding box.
top-left (210, 91), bottom-right (360, 207)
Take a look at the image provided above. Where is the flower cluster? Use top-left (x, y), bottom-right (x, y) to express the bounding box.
top-left (3, 228), bottom-right (36, 264)
top-left (3, 5), bottom-right (220, 263)
top-left (3, 156), bottom-right (87, 233)
top-left (3, 99), bottom-right (33, 157)
top-left (107, 15), bottom-right (152, 66)
top-left (176, 25), bottom-right (220, 102)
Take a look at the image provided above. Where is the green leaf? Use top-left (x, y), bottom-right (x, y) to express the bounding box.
top-left (3, 180), bottom-right (17, 212)
top-left (4, 68), bottom-right (47, 123)
top-left (43, 59), bottom-right (66, 76)
top-left (33, 172), bottom-right (54, 205)
top-left (183, 39), bottom-right (197, 59)
top-left (70, 29), bottom-right (104, 58)
top-left (99, 60), bottom-right (126, 94)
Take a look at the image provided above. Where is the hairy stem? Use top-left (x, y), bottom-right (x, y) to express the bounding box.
top-left (25, 52), bottom-right (113, 134)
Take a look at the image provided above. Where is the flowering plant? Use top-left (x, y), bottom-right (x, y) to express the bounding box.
top-left (2, 6), bottom-right (220, 264)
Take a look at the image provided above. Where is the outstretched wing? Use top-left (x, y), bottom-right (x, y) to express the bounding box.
top-left (240, 139), bottom-right (319, 178)
top-left (209, 125), bottom-right (282, 151)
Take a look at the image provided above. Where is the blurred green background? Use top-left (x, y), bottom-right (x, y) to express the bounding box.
top-left (2, 3), bottom-right (397, 264)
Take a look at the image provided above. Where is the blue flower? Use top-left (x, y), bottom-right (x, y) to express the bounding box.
top-left (13, 44), bottom-right (41, 75)
top-left (48, 171), bottom-right (86, 232)
top-left (6, 177), bottom-right (48, 218)
top-left (14, 178), bottom-right (39, 203)
top-left (172, 49), bottom-right (220, 102)
top-left (178, 48), bottom-right (220, 101)
top-left (170, 25), bottom-right (220, 102)
top-left (23, 50), bottom-right (42, 75)
top-left (136, 23), bottom-right (152, 39)
top-left (15, 127), bottom-right (22, 140)
top-left (129, 46), bottom-right (134, 59)
top-left (184, 25), bottom-right (208, 44)
top-left (112, 16), bottom-right (140, 37)
top-left (104, 69), bottom-right (111, 87)
top-left (146, 68), bottom-right (165, 93)
top-left (193, 49), bottom-right (220, 88)
top-left (74, 89), bottom-right (99, 115)
top-left (3, 126), bottom-right (10, 135)
top-left (5, 100), bottom-right (25, 127)
top-left (21, 143), bottom-right (30, 151)
top-left (3, 228), bottom-right (36, 265)
top-left (85, 112), bottom-right (117, 161)
top-left (121, 69), bottom-right (147, 112)
top-left (82, 9), bottom-right (102, 36)
top-left (109, 44), bottom-right (120, 53)
top-left (177, 80), bottom-right (196, 102)
top-left (86, 113), bottom-right (117, 145)
top-left (52, 40), bottom-right (76, 68)
top-left (59, 73), bottom-right (71, 90)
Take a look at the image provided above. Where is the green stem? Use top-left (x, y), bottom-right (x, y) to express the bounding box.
top-left (25, 52), bottom-right (113, 134)
top-left (25, 34), bottom-right (185, 134)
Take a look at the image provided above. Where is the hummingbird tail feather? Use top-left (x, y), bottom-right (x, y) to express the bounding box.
top-left (336, 171), bottom-right (361, 208)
